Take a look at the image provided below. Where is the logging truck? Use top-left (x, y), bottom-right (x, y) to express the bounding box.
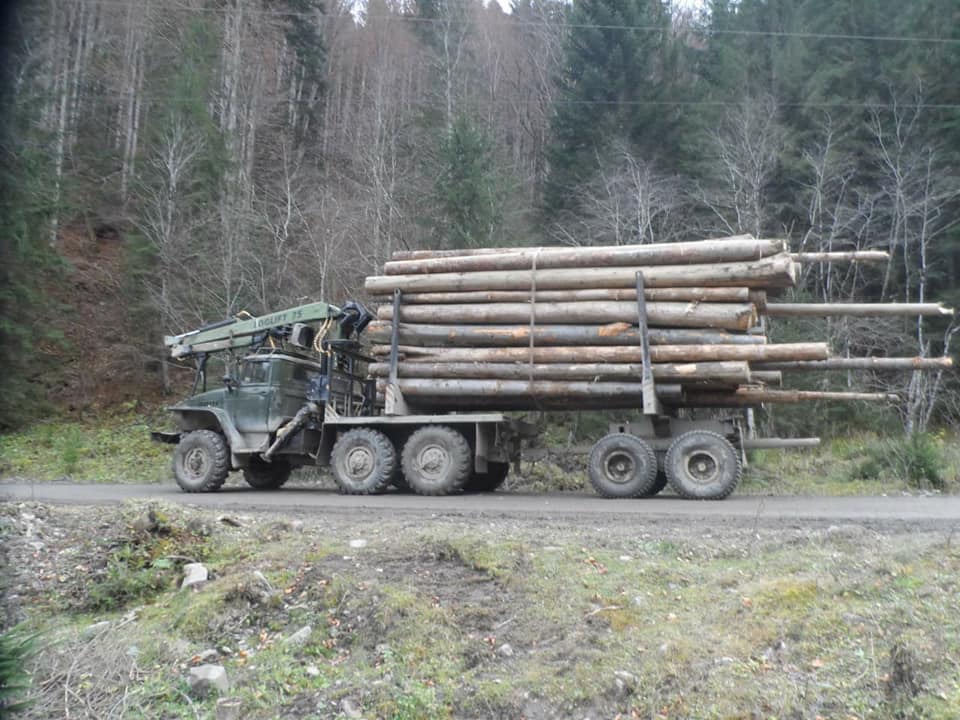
top-left (153, 298), bottom-right (822, 501)
top-left (153, 237), bottom-right (953, 500)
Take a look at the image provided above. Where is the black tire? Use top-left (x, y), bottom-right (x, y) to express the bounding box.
top-left (465, 462), bottom-right (510, 493)
top-left (243, 457), bottom-right (292, 490)
top-left (587, 434), bottom-right (658, 498)
top-left (664, 430), bottom-right (741, 500)
top-left (401, 426), bottom-right (471, 496)
top-left (173, 430), bottom-right (230, 493)
top-left (642, 469), bottom-right (670, 497)
top-left (330, 428), bottom-right (396, 495)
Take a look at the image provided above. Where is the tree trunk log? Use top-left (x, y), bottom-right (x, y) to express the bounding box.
top-left (753, 357), bottom-right (953, 371)
top-left (372, 287), bottom-right (754, 304)
top-left (384, 238), bottom-right (786, 275)
top-left (370, 342), bottom-right (829, 363)
top-left (365, 254), bottom-right (799, 294)
top-left (765, 303), bottom-right (953, 317)
top-left (679, 388), bottom-right (899, 406)
top-left (368, 360), bottom-right (752, 384)
top-left (390, 235), bottom-right (756, 261)
top-left (377, 301), bottom-right (758, 330)
top-left (365, 322), bottom-right (766, 347)
top-left (790, 251), bottom-right (890, 263)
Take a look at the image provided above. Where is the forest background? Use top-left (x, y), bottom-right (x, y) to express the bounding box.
top-left (2, 0), bottom-right (959, 442)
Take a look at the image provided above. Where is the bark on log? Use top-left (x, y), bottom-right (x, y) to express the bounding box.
top-left (791, 251), bottom-right (890, 263)
top-left (365, 254), bottom-right (799, 294)
top-left (679, 388), bottom-right (899, 406)
top-left (377, 378), bottom-right (649, 399)
top-left (370, 342), bottom-right (829, 363)
top-left (765, 303), bottom-right (953, 317)
top-left (368, 360), bottom-right (752, 384)
top-left (753, 357), bottom-right (953, 371)
top-left (365, 321), bottom-right (766, 347)
top-left (371, 287), bottom-right (754, 304)
top-left (390, 235), bottom-right (756, 261)
top-left (377, 301), bottom-right (758, 331)
top-left (749, 371), bottom-right (783, 386)
top-left (384, 238), bottom-right (786, 275)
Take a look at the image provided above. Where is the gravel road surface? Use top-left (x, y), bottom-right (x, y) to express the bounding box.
top-left (3, 481), bottom-right (959, 523)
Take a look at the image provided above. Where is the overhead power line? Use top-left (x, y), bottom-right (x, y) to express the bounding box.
top-left (49, 0), bottom-right (960, 46)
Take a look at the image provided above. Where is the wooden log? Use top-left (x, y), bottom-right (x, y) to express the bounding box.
top-left (372, 287), bottom-right (754, 304)
top-left (375, 387), bottom-right (684, 411)
top-left (376, 378), bottom-right (649, 399)
top-left (365, 321), bottom-right (767, 347)
top-left (377, 301), bottom-right (758, 331)
top-left (791, 251), bottom-right (889, 263)
top-left (678, 388), bottom-right (899, 406)
top-left (365, 254), bottom-right (799, 294)
top-left (384, 238), bottom-right (786, 275)
top-left (390, 235), bottom-right (756, 261)
top-left (765, 303), bottom-right (953, 317)
top-left (369, 342), bottom-right (829, 363)
top-left (753, 357), bottom-right (953, 371)
top-left (749, 371), bottom-right (783, 387)
top-left (368, 360), bottom-right (753, 384)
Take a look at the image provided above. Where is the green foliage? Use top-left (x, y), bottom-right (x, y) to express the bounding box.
top-left (543, 0), bottom-right (691, 214)
top-left (0, 627), bottom-right (37, 717)
top-left (86, 542), bottom-right (176, 612)
top-left (0, 12), bottom-right (63, 430)
top-left (0, 408), bottom-right (170, 482)
top-left (853, 433), bottom-right (945, 490)
top-left (433, 115), bottom-right (505, 248)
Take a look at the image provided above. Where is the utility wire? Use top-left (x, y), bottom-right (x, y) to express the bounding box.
top-left (48, 0), bottom-right (960, 46)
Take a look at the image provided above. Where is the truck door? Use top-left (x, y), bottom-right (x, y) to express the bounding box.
top-left (229, 358), bottom-right (272, 434)
top-left (270, 359), bottom-right (321, 431)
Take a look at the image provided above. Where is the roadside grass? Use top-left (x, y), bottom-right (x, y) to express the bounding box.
top-left (0, 405), bottom-right (170, 483)
top-left (8, 503), bottom-right (960, 719)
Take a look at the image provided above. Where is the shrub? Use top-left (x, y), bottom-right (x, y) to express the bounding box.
top-left (854, 433), bottom-right (944, 490)
top-left (0, 628), bottom-right (37, 717)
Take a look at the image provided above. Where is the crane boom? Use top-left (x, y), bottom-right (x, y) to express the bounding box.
top-left (164, 301), bottom-right (343, 359)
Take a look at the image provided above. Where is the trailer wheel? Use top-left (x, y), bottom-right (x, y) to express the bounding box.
top-left (243, 457), bottom-right (292, 490)
top-left (331, 428), bottom-right (396, 495)
top-left (173, 430), bottom-right (230, 493)
top-left (664, 430), bottom-right (741, 500)
top-left (587, 434), bottom-right (658, 498)
top-left (465, 462), bottom-right (510, 493)
top-left (401, 426), bottom-right (471, 496)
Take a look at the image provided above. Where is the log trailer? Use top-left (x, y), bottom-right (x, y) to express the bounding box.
top-left (152, 290), bottom-right (828, 500)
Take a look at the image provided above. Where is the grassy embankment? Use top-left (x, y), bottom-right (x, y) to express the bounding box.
top-left (3, 502), bottom-right (960, 719)
top-left (1, 406), bottom-right (957, 495)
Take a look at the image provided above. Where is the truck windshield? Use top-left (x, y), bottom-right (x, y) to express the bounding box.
top-left (241, 361), bottom-right (269, 384)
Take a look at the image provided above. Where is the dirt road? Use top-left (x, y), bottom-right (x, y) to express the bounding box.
top-left (2, 480), bottom-right (958, 523)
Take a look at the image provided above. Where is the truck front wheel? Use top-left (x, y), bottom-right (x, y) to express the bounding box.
top-left (401, 426), bottom-right (471, 496)
top-left (173, 430), bottom-right (230, 493)
top-left (331, 428), bottom-right (396, 495)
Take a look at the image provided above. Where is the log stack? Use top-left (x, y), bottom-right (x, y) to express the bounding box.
top-left (362, 236), bottom-right (953, 412)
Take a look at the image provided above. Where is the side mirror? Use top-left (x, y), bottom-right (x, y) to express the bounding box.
top-left (223, 375), bottom-right (238, 392)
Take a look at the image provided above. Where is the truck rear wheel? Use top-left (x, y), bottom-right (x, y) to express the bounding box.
top-left (173, 430), bottom-right (230, 493)
top-left (401, 426), bottom-right (471, 496)
top-left (664, 430), bottom-right (741, 500)
top-left (243, 457), bottom-right (292, 490)
top-left (465, 462), bottom-right (510, 493)
top-left (588, 433), bottom-right (658, 498)
top-left (331, 428), bottom-right (396, 495)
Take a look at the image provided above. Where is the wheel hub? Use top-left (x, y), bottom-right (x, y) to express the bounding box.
top-left (417, 444), bottom-right (449, 482)
top-left (604, 450), bottom-right (636, 485)
top-left (685, 450), bottom-right (720, 485)
top-left (184, 447), bottom-right (209, 479)
top-left (346, 446), bottom-right (374, 478)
